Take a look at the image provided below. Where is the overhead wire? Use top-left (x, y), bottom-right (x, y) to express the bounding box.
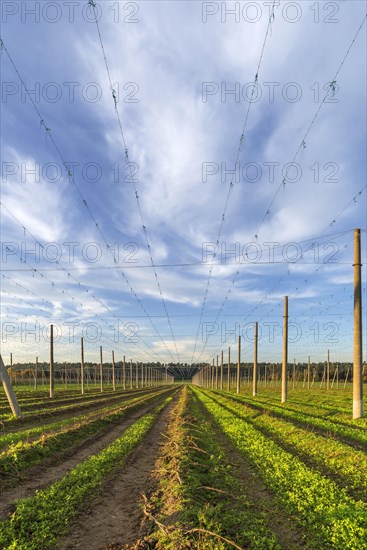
top-left (0, 36), bottom-right (176, 363)
top-left (88, 0), bottom-right (181, 363)
top-left (200, 13), bottom-right (367, 366)
top-left (191, 0), bottom-right (278, 363)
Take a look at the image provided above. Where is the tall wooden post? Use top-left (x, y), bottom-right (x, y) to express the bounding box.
top-left (237, 335), bottom-right (241, 394)
top-left (136, 361), bottom-right (139, 388)
top-left (281, 296), bottom-right (288, 403)
top-left (327, 350), bottom-right (330, 390)
top-left (215, 355), bottom-right (218, 389)
top-left (112, 350), bottom-right (116, 391)
top-left (0, 355), bottom-right (22, 418)
top-left (292, 359), bottom-right (296, 390)
top-left (130, 359), bottom-right (133, 389)
top-left (253, 322), bottom-right (258, 396)
top-left (35, 356), bottom-right (38, 390)
top-left (81, 337), bottom-right (85, 395)
top-left (99, 346), bottom-right (103, 392)
top-left (307, 355), bottom-right (310, 390)
top-left (228, 346), bottom-right (231, 391)
top-left (353, 228), bottom-right (363, 418)
top-left (211, 358), bottom-right (214, 389)
top-left (220, 350), bottom-right (224, 390)
top-left (49, 324), bottom-right (54, 398)
top-left (123, 355), bottom-right (126, 390)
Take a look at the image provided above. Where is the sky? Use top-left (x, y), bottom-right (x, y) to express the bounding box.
top-left (1, 0), bottom-right (366, 369)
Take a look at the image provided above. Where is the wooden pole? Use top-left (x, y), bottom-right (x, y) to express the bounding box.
top-left (253, 322), bottom-right (258, 396)
top-left (10, 353), bottom-right (13, 385)
top-left (236, 335), bottom-right (241, 394)
top-left (227, 346), bottom-right (231, 391)
top-left (122, 355), bottom-right (126, 390)
top-left (307, 355), bottom-right (310, 390)
top-left (344, 365), bottom-right (350, 389)
top-left (281, 296), bottom-right (288, 403)
top-left (353, 228), bottom-right (363, 418)
top-left (50, 324), bottom-right (54, 398)
top-left (112, 350), bottom-right (116, 391)
top-left (81, 337), bottom-right (85, 395)
top-left (331, 365), bottom-right (338, 389)
top-left (220, 350), bottom-right (224, 390)
top-left (293, 359), bottom-right (296, 390)
top-left (327, 349), bottom-right (330, 390)
top-left (35, 356), bottom-right (38, 390)
top-left (215, 355), bottom-right (218, 389)
top-left (0, 355), bottom-right (22, 418)
top-left (99, 346), bottom-right (103, 392)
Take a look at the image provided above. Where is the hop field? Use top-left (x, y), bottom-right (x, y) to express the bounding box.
top-left (0, 383), bottom-right (366, 549)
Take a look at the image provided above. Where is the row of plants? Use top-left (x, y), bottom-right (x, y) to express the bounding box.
top-left (0, 387), bottom-right (159, 429)
top-left (247, 388), bottom-right (352, 414)
top-left (138, 386), bottom-right (281, 549)
top-left (0, 387), bottom-right (167, 452)
top-left (0, 385), bottom-right (160, 413)
top-left (0, 388), bottom-right (173, 485)
top-left (252, 393), bottom-right (367, 427)
top-left (0, 393), bottom-right (175, 550)
top-left (207, 391), bottom-right (367, 502)
top-left (0, 390), bottom-right (124, 416)
top-left (194, 388), bottom-right (367, 550)
top-left (0, 386), bottom-right (120, 403)
top-left (0, 387), bottom-right (98, 413)
top-left (214, 390), bottom-right (367, 448)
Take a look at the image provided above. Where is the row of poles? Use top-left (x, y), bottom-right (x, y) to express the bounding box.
top-left (49, 337), bottom-right (172, 397)
top-left (0, 334), bottom-right (174, 418)
top-left (193, 343), bottom-right (360, 390)
top-left (0, 229), bottom-right (364, 419)
top-left (193, 229), bottom-right (364, 419)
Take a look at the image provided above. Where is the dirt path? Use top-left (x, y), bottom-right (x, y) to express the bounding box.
top-left (0, 388), bottom-right (175, 521)
top-left (54, 389), bottom-right (181, 550)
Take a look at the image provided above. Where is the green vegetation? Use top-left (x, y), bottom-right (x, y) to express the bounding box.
top-left (207, 390), bottom-right (367, 500)
top-left (144, 386), bottom-right (281, 549)
top-left (194, 388), bottom-right (367, 550)
top-left (0, 388), bottom-right (171, 483)
top-left (1, 384), bottom-right (366, 549)
top-left (0, 395), bottom-right (173, 550)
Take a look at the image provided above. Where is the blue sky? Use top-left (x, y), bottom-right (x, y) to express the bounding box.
top-left (1, 0), bottom-right (366, 367)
